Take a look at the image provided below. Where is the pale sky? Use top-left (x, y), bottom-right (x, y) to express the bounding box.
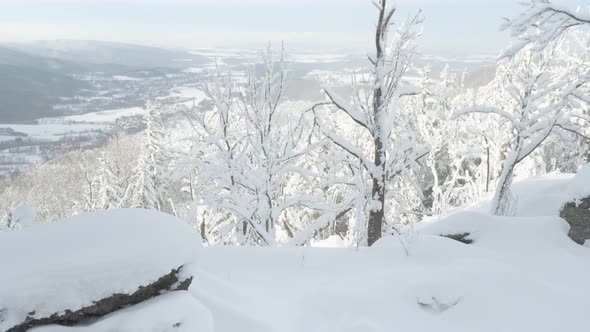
top-left (0, 0), bottom-right (585, 55)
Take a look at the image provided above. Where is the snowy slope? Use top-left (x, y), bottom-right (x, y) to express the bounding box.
top-left (0, 209), bottom-right (202, 332)
top-left (3, 169), bottom-right (589, 332)
top-left (192, 228), bottom-right (590, 332)
top-left (453, 165), bottom-right (589, 218)
top-left (188, 168), bottom-right (590, 332)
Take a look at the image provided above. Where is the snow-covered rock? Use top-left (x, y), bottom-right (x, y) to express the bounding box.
top-left (420, 211), bottom-right (576, 252)
top-left (560, 165), bottom-right (590, 244)
top-left (30, 291), bottom-right (213, 332)
top-left (567, 163), bottom-right (590, 199)
top-left (0, 209), bottom-right (202, 332)
top-left (439, 166), bottom-right (590, 246)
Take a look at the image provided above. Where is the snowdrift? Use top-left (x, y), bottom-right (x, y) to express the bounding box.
top-left (189, 169), bottom-right (590, 332)
top-left (194, 222), bottom-right (590, 332)
top-left (1, 169), bottom-right (588, 332)
top-left (0, 209), bottom-right (203, 332)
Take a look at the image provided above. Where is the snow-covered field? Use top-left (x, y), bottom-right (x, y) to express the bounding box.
top-left (0, 123), bottom-right (107, 141)
top-left (0, 106), bottom-right (143, 174)
top-left (167, 86), bottom-right (208, 108)
top-left (59, 107), bottom-right (146, 124)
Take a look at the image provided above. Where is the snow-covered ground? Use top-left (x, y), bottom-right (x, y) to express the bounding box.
top-left (461, 167), bottom-right (590, 218)
top-left (188, 170), bottom-right (589, 332)
top-left (3, 169), bottom-right (586, 332)
top-left (0, 123), bottom-right (107, 141)
top-left (167, 86), bottom-right (208, 108)
top-left (58, 107), bottom-right (146, 124)
top-left (192, 228), bottom-right (589, 332)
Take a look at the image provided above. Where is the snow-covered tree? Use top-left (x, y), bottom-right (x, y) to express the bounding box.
top-left (410, 65), bottom-right (463, 215)
top-left (502, 0), bottom-right (590, 56)
top-left (453, 45), bottom-right (590, 215)
top-left (95, 153), bottom-right (124, 210)
top-left (316, 0), bottom-right (429, 246)
top-left (92, 135), bottom-right (139, 211)
top-left (129, 101), bottom-right (167, 210)
top-left (188, 46), bottom-right (325, 245)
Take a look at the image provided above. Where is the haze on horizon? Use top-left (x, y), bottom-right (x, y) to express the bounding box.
top-left (3, 0), bottom-right (583, 55)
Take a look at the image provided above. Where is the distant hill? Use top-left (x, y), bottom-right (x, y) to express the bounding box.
top-left (0, 47), bottom-right (89, 123)
top-left (464, 64), bottom-right (496, 88)
top-left (5, 40), bottom-right (208, 68)
top-left (0, 41), bottom-right (210, 123)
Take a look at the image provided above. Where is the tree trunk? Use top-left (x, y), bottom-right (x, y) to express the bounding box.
top-left (367, 137), bottom-right (386, 247)
top-left (493, 166), bottom-right (516, 216)
top-left (367, 0), bottom-right (388, 247)
top-left (492, 143), bottom-right (521, 216)
top-left (483, 135), bottom-right (491, 193)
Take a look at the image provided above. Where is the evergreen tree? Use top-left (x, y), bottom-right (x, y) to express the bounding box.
top-left (130, 101), bottom-right (166, 210)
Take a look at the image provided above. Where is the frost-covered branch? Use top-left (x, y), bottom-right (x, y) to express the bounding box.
top-left (502, 0), bottom-right (589, 56)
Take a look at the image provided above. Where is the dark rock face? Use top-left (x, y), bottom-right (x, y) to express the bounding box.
top-left (560, 197), bottom-right (590, 245)
top-left (441, 233), bottom-right (473, 244)
top-left (5, 266), bottom-right (192, 332)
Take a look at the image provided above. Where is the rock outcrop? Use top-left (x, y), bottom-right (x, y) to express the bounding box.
top-left (0, 209), bottom-right (202, 332)
top-left (5, 267), bottom-right (193, 332)
top-left (560, 196), bottom-right (590, 245)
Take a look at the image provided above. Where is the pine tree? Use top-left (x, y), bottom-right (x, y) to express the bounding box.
top-left (95, 152), bottom-right (124, 210)
top-left (129, 101), bottom-right (166, 210)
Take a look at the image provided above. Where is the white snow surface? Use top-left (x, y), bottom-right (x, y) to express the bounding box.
top-left (568, 163), bottom-right (590, 199)
top-left (61, 107), bottom-right (146, 123)
top-left (164, 86), bottom-right (207, 108)
top-left (187, 168), bottom-right (590, 332)
top-left (192, 225), bottom-right (590, 332)
top-left (0, 209), bottom-right (201, 332)
top-left (0, 123), bottom-right (107, 141)
top-left (462, 168), bottom-right (587, 218)
top-left (4, 168), bottom-right (590, 332)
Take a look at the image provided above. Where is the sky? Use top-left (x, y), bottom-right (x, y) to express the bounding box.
top-left (0, 0), bottom-right (584, 55)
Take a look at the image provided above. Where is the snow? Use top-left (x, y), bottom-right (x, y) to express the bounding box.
top-left (10, 204), bottom-right (36, 227)
top-left (568, 163), bottom-right (590, 199)
top-left (311, 235), bottom-right (350, 248)
top-left (61, 107), bottom-right (146, 123)
top-left (186, 169), bottom-right (590, 332)
top-left (112, 75), bottom-right (142, 81)
top-left (31, 291), bottom-right (213, 332)
top-left (0, 123), bottom-right (107, 141)
top-left (456, 169), bottom-right (587, 218)
top-left (0, 209), bottom-right (202, 332)
top-left (3, 170), bottom-right (590, 332)
top-left (192, 223), bottom-right (590, 332)
top-left (419, 211), bottom-right (574, 253)
top-left (168, 86), bottom-right (207, 108)
top-left (184, 67), bottom-right (207, 74)
top-left (511, 172), bottom-right (576, 216)
top-left (287, 53), bottom-right (348, 64)
top-left (170, 86), bottom-right (206, 100)
top-left (189, 49), bottom-right (255, 59)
